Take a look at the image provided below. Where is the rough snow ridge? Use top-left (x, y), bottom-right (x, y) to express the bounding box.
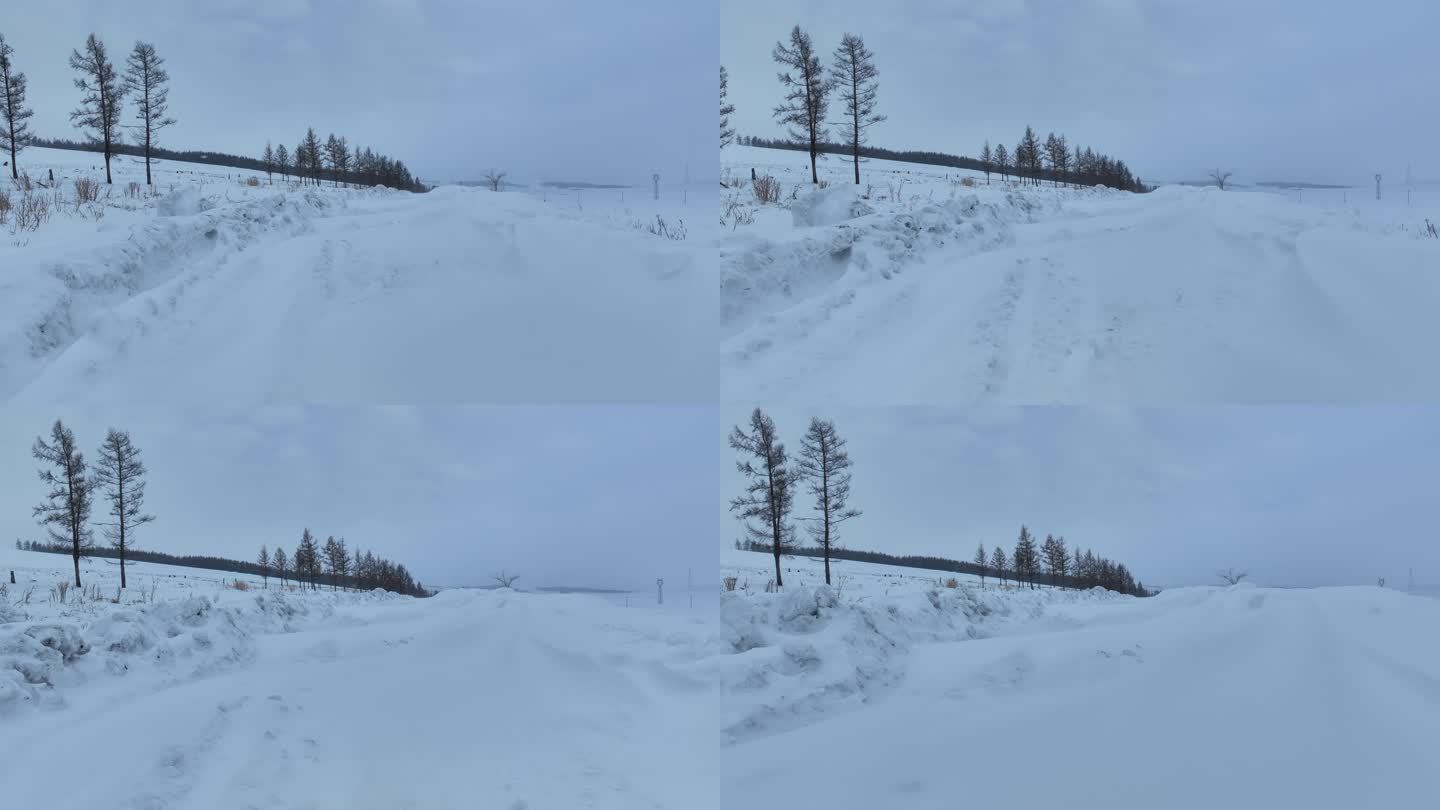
top-left (2, 190), bottom-right (337, 398)
top-left (0, 586), bottom-right (401, 717)
top-left (719, 582), bottom-right (1123, 744)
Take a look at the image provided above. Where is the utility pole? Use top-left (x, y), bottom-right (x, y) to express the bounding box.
top-left (1376, 173), bottom-right (1382, 200)
top-left (656, 577), bottom-right (664, 605)
top-left (652, 172), bottom-right (660, 201)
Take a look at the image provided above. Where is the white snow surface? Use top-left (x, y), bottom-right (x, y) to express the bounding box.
top-left (720, 548), bottom-right (1440, 808)
top-left (0, 548), bottom-right (719, 809)
top-left (1, 147), bottom-right (716, 405)
top-left (721, 145), bottom-right (1440, 404)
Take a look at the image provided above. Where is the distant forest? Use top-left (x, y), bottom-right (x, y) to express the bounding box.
top-left (739, 134), bottom-right (1151, 194)
top-left (735, 541), bottom-right (1153, 597)
top-left (18, 538), bottom-right (431, 598)
top-left (32, 136), bottom-right (429, 193)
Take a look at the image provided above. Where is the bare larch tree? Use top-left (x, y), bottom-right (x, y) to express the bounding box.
top-left (720, 65), bottom-right (736, 148)
top-left (830, 33), bottom-right (885, 185)
top-left (796, 416), bottom-right (860, 585)
top-left (123, 42), bottom-right (175, 186)
top-left (69, 33), bottom-right (126, 185)
top-left (275, 143), bottom-right (289, 181)
top-left (262, 142), bottom-right (274, 183)
top-left (0, 33), bottom-right (35, 181)
top-left (979, 141), bottom-right (992, 185)
top-left (974, 542), bottom-right (987, 587)
top-left (1210, 169), bottom-right (1232, 190)
top-left (772, 25), bottom-right (828, 185)
top-left (272, 546), bottom-right (289, 586)
top-left (990, 545), bottom-right (1008, 588)
top-left (92, 428), bottom-right (155, 590)
top-left (258, 545), bottom-right (270, 587)
top-left (729, 408), bottom-right (795, 588)
top-left (32, 420), bottom-right (94, 588)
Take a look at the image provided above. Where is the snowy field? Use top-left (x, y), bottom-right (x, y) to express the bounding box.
top-left (1, 547), bottom-right (720, 809)
top-left (720, 145), bottom-right (1440, 404)
top-left (719, 547), bottom-right (1440, 808)
top-left (1, 147), bottom-right (716, 406)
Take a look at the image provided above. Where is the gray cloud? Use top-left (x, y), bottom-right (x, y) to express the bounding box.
top-left (720, 405), bottom-right (1440, 589)
top-left (723, 0), bottom-right (1440, 184)
top-left (6, 0), bottom-right (712, 185)
top-left (1, 403), bottom-right (717, 593)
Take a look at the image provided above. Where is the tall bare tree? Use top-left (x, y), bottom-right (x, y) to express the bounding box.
top-left (32, 420), bottom-right (94, 588)
top-left (729, 408), bottom-right (795, 588)
top-left (92, 428), bottom-right (155, 590)
top-left (258, 545), bottom-right (270, 588)
top-left (796, 417), bottom-right (860, 585)
top-left (301, 128), bottom-right (323, 185)
top-left (0, 33), bottom-right (34, 181)
top-left (993, 142), bottom-right (1009, 182)
top-left (275, 143), bottom-right (289, 181)
top-left (990, 545), bottom-right (1008, 588)
top-left (974, 542), bottom-right (987, 587)
top-left (830, 33), bottom-right (885, 185)
top-left (123, 42), bottom-right (175, 186)
top-left (979, 141), bottom-right (992, 185)
top-left (69, 33), bottom-right (125, 185)
top-left (262, 141), bottom-right (273, 183)
top-left (720, 65), bottom-right (736, 148)
top-left (772, 25), bottom-right (828, 185)
top-left (324, 133), bottom-right (347, 187)
top-left (272, 546), bottom-right (289, 586)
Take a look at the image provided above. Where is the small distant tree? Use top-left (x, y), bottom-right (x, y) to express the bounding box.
top-left (1210, 169), bottom-right (1232, 190)
top-left (0, 33), bottom-right (35, 181)
top-left (122, 41), bottom-right (175, 186)
top-left (729, 408), bottom-right (795, 588)
top-left (492, 571), bottom-right (519, 588)
top-left (69, 33), bottom-right (126, 185)
top-left (482, 168), bottom-right (506, 191)
top-left (990, 546), bottom-right (1008, 588)
top-left (272, 546), bottom-right (289, 586)
top-left (275, 143), bottom-right (289, 181)
top-left (720, 65), bottom-right (736, 148)
top-left (258, 545), bottom-right (270, 587)
top-left (772, 25), bottom-right (828, 185)
top-left (974, 542), bottom-right (987, 587)
top-left (262, 142), bottom-right (274, 183)
top-left (32, 420), bottom-right (94, 588)
top-left (324, 133), bottom-right (346, 188)
top-left (1013, 525), bottom-right (1038, 589)
top-left (979, 141), bottom-right (992, 184)
top-left (302, 128), bottom-right (323, 185)
top-left (830, 33), bottom-right (885, 185)
top-left (795, 416), bottom-right (861, 585)
top-left (92, 428), bottom-right (155, 590)
top-left (1217, 567), bottom-right (1247, 585)
top-left (994, 143), bottom-right (1009, 182)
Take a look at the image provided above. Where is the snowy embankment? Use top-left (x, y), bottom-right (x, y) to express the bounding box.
top-left (1, 147), bottom-right (715, 405)
top-left (1, 548), bottom-right (719, 809)
top-left (720, 548), bottom-right (1440, 809)
top-left (720, 145), bottom-right (1440, 404)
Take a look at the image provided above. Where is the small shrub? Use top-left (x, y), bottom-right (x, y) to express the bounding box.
top-left (764, 578), bottom-right (777, 594)
top-left (960, 177), bottom-right (976, 188)
top-left (752, 173), bottom-right (780, 204)
top-left (229, 579), bottom-right (251, 591)
top-left (17, 172), bottom-right (32, 192)
top-left (0, 188), bottom-right (10, 225)
top-left (720, 196), bottom-right (755, 230)
top-left (74, 177), bottom-right (100, 205)
top-left (943, 578), bottom-right (960, 589)
top-left (645, 215), bottom-right (687, 240)
top-left (13, 192), bottom-right (50, 231)
top-left (722, 576), bottom-right (738, 592)
top-left (126, 181), bottom-right (142, 198)
top-left (244, 176), bottom-right (260, 187)
top-left (53, 581), bottom-right (71, 603)
top-left (817, 178), bottom-right (830, 189)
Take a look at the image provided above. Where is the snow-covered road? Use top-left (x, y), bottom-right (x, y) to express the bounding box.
top-left (720, 554), bottom-right (1440, 809)
top-left (721, 147), bottom-right (1440, 404)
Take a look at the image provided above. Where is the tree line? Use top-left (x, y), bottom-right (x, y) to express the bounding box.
top-left (721, 24), bottom-right (1149, 193)
top-left (260, 130), bottom-right (423, 192)
top-left (0, 30), bottom-right (425, 191)
top-left (727, 407), bottom-right (1151, 599)
top-left (23, 418), bottom-right (429, 597)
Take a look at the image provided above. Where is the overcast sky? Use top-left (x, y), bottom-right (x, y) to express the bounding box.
top-left (4, 0), bottom-right (712, 186)
top-left (723, 0), bottom-right (1440, 186)
top-left (0, 404), bottom-right (716, 593)
top-left (720, 405), bottom-right (1440, 590)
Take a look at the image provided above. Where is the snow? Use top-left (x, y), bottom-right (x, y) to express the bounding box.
top-left (0, 547), bottom-right (719, 809)
top-left (1, 147), bottom-right (716, 405)
top-left (720, 145), bottom-right (1440, 403)
top-left (720, 547), bottom-right (1440, 808)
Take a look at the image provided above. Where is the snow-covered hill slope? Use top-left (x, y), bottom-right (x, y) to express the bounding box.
top-left (1, 548), bottom-right (718, 809)
top-left (2, 147), bottom-right (715, 406)
top-left (720, 548), bottom-right (1440, 809)
top-left (720, 145), bottom-right (1440, 404)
